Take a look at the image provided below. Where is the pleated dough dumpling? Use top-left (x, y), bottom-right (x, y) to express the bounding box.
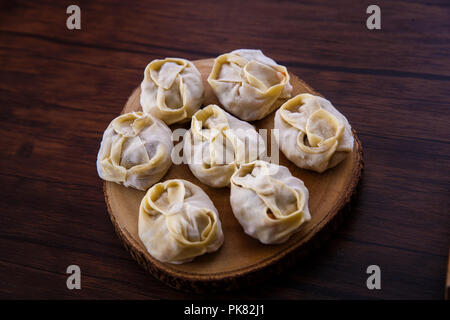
top-left (140, 58), bottom-right (204, 125)
top-left (97, 112), bottom-right (173, 190)
top-left (207, 49), bottom-right (292, 121)
top-left (139, 179), bottom-right (224, 264)
top-left (274, 93), bottom-right (354, 173)
top-left (183, 104), bottom-right (266, 188)
top-left (230, 160), bottom-right (311, 244)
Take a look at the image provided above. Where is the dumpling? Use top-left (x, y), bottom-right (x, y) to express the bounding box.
top-left (183, 104), bottom-right (266, 188)
top-left (207, 49), bottom-right (292, 121)
top-left (274, 93), bottom-right (354, 173)
top-left (138, 179), bottom-right (224, 264)
top-left (97, 112), bottom-right (173, 190)
top-left (230, 160), bottom-right (311, 244)
top-left (140, 58), bottom-right (204, 125)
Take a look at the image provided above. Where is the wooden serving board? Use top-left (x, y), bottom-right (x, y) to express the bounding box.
top-left (103, 58), bottom-right (363, 292)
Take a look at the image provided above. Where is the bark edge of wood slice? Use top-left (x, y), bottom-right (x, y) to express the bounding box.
top-left (103, 58), bottom-right (364, 293)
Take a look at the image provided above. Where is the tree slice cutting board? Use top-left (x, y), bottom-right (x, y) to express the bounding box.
top-left (103, 58), bottom-right (363, 292)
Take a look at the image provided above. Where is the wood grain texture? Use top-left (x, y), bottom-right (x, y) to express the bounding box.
top-left (446, 250), bottom-right (450, 300)
top-left (0, 0), bottom-right (448, 299)
top-left (104, 58), bottom-right (363, 292)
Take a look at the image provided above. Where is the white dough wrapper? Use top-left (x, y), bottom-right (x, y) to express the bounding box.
top-left (230, 160), bottom-right (311, 244)
top-left (139, 179), bottom-right (224, 264)
top-left (274, 93), bottom-right (354, 173)
top-left (140, 58), bottom-right (204, 125)
top-left (183, 104), bottom-right (266, 188)
top-left (97, 112), bottom-right (173, 190)
top-left (208, 49), bottom-right (292, 121)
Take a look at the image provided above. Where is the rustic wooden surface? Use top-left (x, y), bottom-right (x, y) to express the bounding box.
top-left (447, 250), bottom-right (450, 299)
top-left (105, 60), bottom-right (363, 292)
top-left (0, 0), bottom-right (448, 299)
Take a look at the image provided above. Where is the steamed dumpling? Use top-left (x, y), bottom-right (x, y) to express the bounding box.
top-left (207, 49), bottom-right (292, 121)
top-left (138, 179), bottom-right (224, 264)
top-left (274, 93), bottom-right (354, 173)
top-left (230, 161), bottom-right (311, 244)
top-left (140, 58), bottom-right (204, 125)
top-left (183, 104), bottom-right (266, 188)
top-left (97, 112), bottom-right (173, 190)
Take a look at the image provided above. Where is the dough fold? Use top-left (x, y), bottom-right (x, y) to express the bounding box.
top-left (140, 58), bottom-right (204, 124)
top-left (208, 49), bottom-right (292, 121)
top-left (230, 160), bottom-right (311, 244)
top-left (139, 179), bottom-right (224, 264)
top-left (97, 112), bottom-right (173, 190)
top-left (184, 104), bottom-right (266, 188)
top-left (274, 93), bottom-right (354, 173)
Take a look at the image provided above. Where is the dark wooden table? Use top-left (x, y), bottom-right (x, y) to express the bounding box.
top-left (0, 0), bottom-right (448, 299)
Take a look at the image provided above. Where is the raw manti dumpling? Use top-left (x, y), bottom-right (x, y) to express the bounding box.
top-left (183, 104), bottom-right (266, 188)
top-left (274, 93), bottom-right (354, 173)
top-left (208, 49), bottom-right (293, 121)
top-left (140, 58), bottom-right (204, 125)
top-left (139, 179), bottom-right (224, 264)
top-left (97, 112), bottom-right (173, 190)
top-left (230, 161), bottom-right (311, 244)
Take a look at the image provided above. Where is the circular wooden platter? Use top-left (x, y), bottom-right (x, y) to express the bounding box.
top-left (104, 58), bottom-right (363, 292)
